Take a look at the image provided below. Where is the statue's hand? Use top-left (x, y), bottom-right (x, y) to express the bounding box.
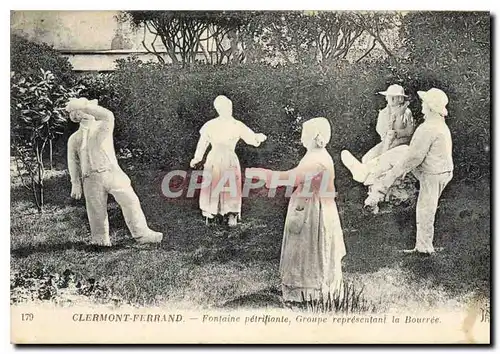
top-left (190, 158), bottom-right (201, 168)
top-left (386, 129), bottom-right (396, 139)
top-left (70, 183), bottom-right (82, 200)
top-left (256, 133), bottom-right (267, 144)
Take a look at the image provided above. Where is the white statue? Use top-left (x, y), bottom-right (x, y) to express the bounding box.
top-left (342, 84), bottom-right (416, 212)
top-left (190, 95), bottom-right (267, 226)
top-left (342, 88), bottom-right (453, 255)
top-left (66, 97), bottom-right (163, 246)
top-left (362, 84), bottom-right (415, 163)
top-left (247, 117), bottom-right (346, 303)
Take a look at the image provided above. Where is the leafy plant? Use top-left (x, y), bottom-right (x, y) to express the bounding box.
top-left (76, 72), bottom-right (122, 112)
top-left (398, 11), bottom-right (490, 182)
top-left (11, 69), bottom-right (83, 212)
top-left (11, 267), bottom-right (118, 305)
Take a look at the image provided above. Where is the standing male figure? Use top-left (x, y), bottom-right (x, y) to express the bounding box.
top-left (66, 97), bottom-right (163, 246)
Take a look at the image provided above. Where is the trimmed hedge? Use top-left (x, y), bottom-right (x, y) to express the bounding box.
top-left (86, 13), bottom-right (490, 183)
top-left (103, 59), bottom-right (397, 175)
top-left (98, 60), bottom-right (483, 180)
top-left (400, 11), bottom-right (490, 182)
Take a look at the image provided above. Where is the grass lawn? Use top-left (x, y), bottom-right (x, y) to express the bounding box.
top-left (10, 157), bottom-right (491, 312)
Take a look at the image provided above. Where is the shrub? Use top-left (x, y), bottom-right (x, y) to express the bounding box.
top-left (11, 266), bottom-right (118, 305)
top-left (76, 72), bottom-right (122, 112)
top-left (83, 13), bottom-right (490, 183)
top-left (11, 34), bottom-right (75, 85)
top-left (11, 69), bottom-right (82, 212)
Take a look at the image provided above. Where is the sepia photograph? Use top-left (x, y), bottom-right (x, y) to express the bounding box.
top-left (9, 8), bottom-right (491, 344)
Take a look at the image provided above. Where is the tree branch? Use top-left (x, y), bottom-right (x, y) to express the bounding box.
top-left (141, 25), bottom-right (166, 65)
top-left (356, 37), bottom-right (377, 62)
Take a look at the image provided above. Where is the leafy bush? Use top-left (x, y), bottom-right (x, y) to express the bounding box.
top-left (76, 72), bottom-right (122, 112)
top-left (11, 266), bottom-right (119, 305)
top-left (11, 69), bottom-right (82, 212)
top-left (11, 34), bottom-right (75, 85)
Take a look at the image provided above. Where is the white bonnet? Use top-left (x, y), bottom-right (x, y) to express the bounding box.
top-left (303, 117), bottom-right (331, 148)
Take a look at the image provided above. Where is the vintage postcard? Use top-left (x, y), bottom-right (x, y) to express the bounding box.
top-left (10, 9), bottom-right (491, 344)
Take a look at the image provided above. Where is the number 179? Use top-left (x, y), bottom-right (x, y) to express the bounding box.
top-left (21, 313), bottom-right (34, 321)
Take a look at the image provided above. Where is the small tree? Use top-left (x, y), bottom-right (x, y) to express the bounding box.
top-left (119, 11), bottom-right (257, 66)
top-left (11, 69), bottom-right (82, 212)
top-left (119, 11), bottom-right (213, 66)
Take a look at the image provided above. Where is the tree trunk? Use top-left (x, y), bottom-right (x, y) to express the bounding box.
top-left (356, 38), bottom-right (377, 63)
top-left (35, 144), bottom-right (44, 213)
top-left (31, 175), bottom-right (41, 212)
top-left (49, 139), bottom-right (53, 170)
top-left (38, 165), bottom-right (44, 213)
top-left (228, 30), bottom-right (240, 64)
top-left (199, 42), bottom-right (212, 64)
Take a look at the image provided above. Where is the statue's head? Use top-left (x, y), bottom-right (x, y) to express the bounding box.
top-left (213, 95), bottom-right (233, 117)
top-left (301, 117), bottom-right (331, 150)
top-left (379, 84), bottom-right (407, 107)
top-left (418, 88), bottom-right (449, 118)
top-left (65, 98), bottom-right (98, 123)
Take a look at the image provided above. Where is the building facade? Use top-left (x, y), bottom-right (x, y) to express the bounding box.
top-left (10, 10), bottom-right (205, 72)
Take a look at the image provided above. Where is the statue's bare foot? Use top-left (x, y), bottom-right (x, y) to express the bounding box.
top-left (341, 150), bottom-right (368, 183)
top-left (228, 214), bottom-right (238, 227)
top-left (90, 236), bottom-right (112, 247)
top-left (136, 231), bottom-right (163, 244)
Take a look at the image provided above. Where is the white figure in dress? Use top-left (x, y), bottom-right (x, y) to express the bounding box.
top-left (190, 95), bottom-right (267, 226)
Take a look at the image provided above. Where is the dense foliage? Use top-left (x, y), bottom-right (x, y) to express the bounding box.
top-left (11, 69), bottom-right (81, 212)
top-left (11, 34), bottom-right (75, 84)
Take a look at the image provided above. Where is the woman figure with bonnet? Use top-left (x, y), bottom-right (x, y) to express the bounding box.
top-left (190, 95), bottom-right (267, 227)
top-left (247, 117), bottom-right (346, 304)
top-left (342, 84), bottom-right (416, 212)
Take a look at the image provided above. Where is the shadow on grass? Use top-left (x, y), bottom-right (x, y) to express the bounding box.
top-left (339, 179), bottom-right (491, 300)
top-left (183, 218), bottom-right (282, 265)
top-left (220, 287), bottom-right (283, 309)
top-left (340, 205), bottom-right (416, 273)
top-left (401, 235), bottom-right (490, 298)
top-left (399, 181), bottom-right (491, 298)
top-left (11, 165), bottom-right (491, 306)
top-left (11, 240), bottom-right (134, 258)
top-left (11, 170), bottom-right (73, 210)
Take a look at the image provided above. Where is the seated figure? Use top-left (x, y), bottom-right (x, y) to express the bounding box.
top-left (362, 84), bottom-right (415, 163)
top-left (342, 84), bottom-right (417, 212)
top-left (341, 88), bottom-right (454, 255)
